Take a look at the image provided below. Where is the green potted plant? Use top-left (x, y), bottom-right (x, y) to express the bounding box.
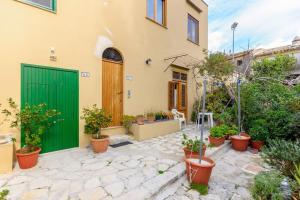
top-left (2, 98), bottom-right (61, 169)
top-left (81, 105), bottom-right (112, 153)
top-left (155, 112), bottom-right (162, 121)
top-left (226, 125), bottom-right (238, 139)
top-left (146, 112), bottom-right (155, 123)
top-left (209, 124), bottom-right (228, 147)
top-left (122, 115), bottom-right (135, 134)
top-left (249, 119), bottom-right (268, 150)
top-left (136, 115), bottom-right (145, 125)
top-left (182, 133), bottom-right (206, 158)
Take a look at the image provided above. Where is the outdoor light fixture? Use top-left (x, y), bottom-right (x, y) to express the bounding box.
top-left (231, 22), bottom-right (238, 31)
top-left (145, 58), bottom-right (152, 65)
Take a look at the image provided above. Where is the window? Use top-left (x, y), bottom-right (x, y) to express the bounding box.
top-left (173, 71), bottom-right (187, 82)
top-left (237, 60), bottom-right (243, 66)
top-left (18, 0), bottom-right (56, 12)
top-left (188, 14), bottom-right (199, 44)
top-left (102, 48), bottom-right (123, 63)
top-left (147, 0), bottom-right (167, 26)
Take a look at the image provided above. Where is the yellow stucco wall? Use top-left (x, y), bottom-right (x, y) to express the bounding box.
top-left (0, 0), bottom-right (208, 148)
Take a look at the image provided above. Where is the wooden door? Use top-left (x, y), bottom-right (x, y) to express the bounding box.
top-left (21, 64), bottom-right (79, 153)
top-left (102, 60), bottom-right (123, 126)
top-left (168, 81), bottom-right (188, 117)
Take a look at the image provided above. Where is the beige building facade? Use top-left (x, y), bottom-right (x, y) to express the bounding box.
top-left (0, 0), bottom-right (208, 151)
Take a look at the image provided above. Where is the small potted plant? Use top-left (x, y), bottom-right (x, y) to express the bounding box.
top-left (182, 134), bottom-right (206, 158)
top-left (209, 125), bottom-right (228, 147)
top-left (81, 105), bottom-right (112, 153)
top-left (155, 112), bottom-right (162, 121)
top-left (249, 119), bottom-right (268, 151)
top-left (136, 115), bottom-right (145, 125)
top-left (146, 112), bottom-right (155, 123)
top-left (122, 115), bottom-right (136, 134)
top-left (2, 98), bottom-right (61, 169)
top-left (226, 125), bottom-right (238, 140)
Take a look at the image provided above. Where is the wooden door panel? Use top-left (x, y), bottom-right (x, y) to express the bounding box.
top-left (102, 60), bottom-right (123, 126)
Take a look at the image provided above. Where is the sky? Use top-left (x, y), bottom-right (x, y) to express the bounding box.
top-left (206, 0), bottom-right (300, 53)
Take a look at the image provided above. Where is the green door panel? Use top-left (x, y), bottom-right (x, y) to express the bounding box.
top-left (21, 64), bottom-right (79, 153)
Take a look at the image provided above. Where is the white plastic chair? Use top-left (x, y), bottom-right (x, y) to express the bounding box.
top-left (171, 109), bottom-right (187, 130)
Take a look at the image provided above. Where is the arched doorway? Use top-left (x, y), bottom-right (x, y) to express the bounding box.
top-left (102, 48), bottom-right (123, 126)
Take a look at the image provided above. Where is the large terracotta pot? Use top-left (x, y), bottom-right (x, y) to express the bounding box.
top-left (91, 135), bottom-right (109, 153)
top-left (231, 133), bottom-right (251, 151)
top-left (208, 136), bottom-right (225, 147)
top-left (183, 146), bottom-right (206, 159)
top-left (251, 140), bottom-right (264, 151)
top-left (185, 157), bottom-right (215, 185)
top-left (16, 147), bottom-right (41, 169)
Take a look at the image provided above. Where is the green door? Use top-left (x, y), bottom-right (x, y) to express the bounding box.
top-left (21, 64), bottom-right (79, 153)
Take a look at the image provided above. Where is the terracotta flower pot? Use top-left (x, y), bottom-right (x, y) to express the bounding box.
top-left (231, 133), bottom-right (251, 151)
top-left (183, 146), bottom-right (206, 159)
top-left (91, 135), bottom-right (109, 153)
top-left (185, 157), bottom-right (215, 185)
top-left (251, 140), bottom-right (264, 151)
top-left (147, 116), bottom-right (155, 123)
top-left (208, 136), bottom-right (225, 147)
top-left (136, 116), bottom-right (144, 125)
top-left (16, 147), bottom-right (41, 169)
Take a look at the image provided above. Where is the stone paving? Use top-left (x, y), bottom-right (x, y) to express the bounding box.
top-left (160, 149), bottom-right (264, 200)
top-left (0, 125), bottom-right (264, 200)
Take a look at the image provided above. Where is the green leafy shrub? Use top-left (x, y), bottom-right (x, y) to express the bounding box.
top-left (0, 190), bottom-right (9, 200)
top-left (191, 183), bottom-right (208, 195)
top-left (251, 171), bottom-right (284, 200)
top-left (292, 163), bottom-right (300, 186)
top-left (249, 119), bottom-right (269, 141)
top-left (227, 125), bottom-right (238, 136)
top-left (262, 140), bottom-right (300, 177)
top-left (81, 105), bottom-right (112, 139)
top-left (122, 115), bottom-right (135, 134)
top-left (182, 133), bottom-right (205, 152)
top-left (210, 124), bottom-right (229, 138)
top-left (2, 98), bottom-right (61, 153)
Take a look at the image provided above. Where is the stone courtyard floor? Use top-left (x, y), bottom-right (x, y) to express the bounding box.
top-left (0, 125), bottom-right (264, 200)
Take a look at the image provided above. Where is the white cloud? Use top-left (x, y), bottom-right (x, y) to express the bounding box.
top-left (208, 0), bottom-right (300, 52)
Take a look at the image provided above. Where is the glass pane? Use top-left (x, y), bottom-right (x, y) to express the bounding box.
top-left (147, 0), bottom-right (155, 19)
top-left (173, 71), bottom-right (180, 80)
top-left (102, 48), bottom-right (123, 62)
top-left (181, 73), bottom-right (187, 81)
top-left (188, 15), bottom-right (198, 43)
top-left (156, 0), bottom-right (164, 24)
top-left (26, 0), bottom-right (52, 9)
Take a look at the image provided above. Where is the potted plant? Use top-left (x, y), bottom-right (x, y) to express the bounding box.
top-left (226, 125), bottom-right (238, 140)
top-left (146, 112), bottom-right (155, 123)
top-left (81, 105), bottom-right (112, 153)
top-left (182, 133), bottom-right (206, 158)
top-left (209, 125), bottom-right (228, 147)
top-left (2, 98), bottom-right (61, 169)
top-left (155, 112), bottom-right (162, 121)
top-left (136, 115), bottom-right (145, 125)
top-left (249, 119), bottom-right (268, 151)
top-left (231, 132), bottom-right (251, 151)
top-left (122, 115), bottom-right (135, 134)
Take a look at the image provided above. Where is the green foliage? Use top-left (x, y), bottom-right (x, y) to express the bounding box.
top-left (251, 171), bottom-right (284, 200)
top-left (210, 124), bottom-right (229, 138)
top-left (195, 52), bottom-right (235, 82)
top-left (158, 170), bottom-right (164, 174)
top-left (227, 125), bottom-right (239, 136)
top-left (292, 163), bottom-right (300, 186)
top-left (81, 105), bottom-right (112, 139)
top-left (122, 115), bottom-right (135, 134)
top-left (191, 99), bottom-right (201, 122)
top-left (261, 139), bottom-right (300, 177)
top-left (0, 190), bottom-right (9, 200)
top-left (182, 133), bottom-right (205, 152)
top-left (241, 80), bottom-right (298, 140)
top-left (1, 98), bottom-right (61, 152)
top-left (190, 183), bottom-right (208, 195)
top-left (155, 111), bottom-right (168, 120)
top-left (206, 87), bottom-right (231, 116)
top-left (217, 107), bottom-right (236, 126)
top-left (249, 119), bottom-right (269, 141)
top-left (252, 55), bottom-right (296, 81)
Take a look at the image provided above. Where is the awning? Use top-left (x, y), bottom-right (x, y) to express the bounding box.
top-left (163, 54), bottom-right (202, 72)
